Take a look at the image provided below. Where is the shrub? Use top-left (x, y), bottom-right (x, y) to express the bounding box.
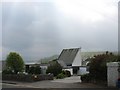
top-left (56, 70), bottom-right (71, 79)
top-left (28, 66), bottom-right (41, 74)
top-left (46, 60), bottom-right (62, 76)
top-left (88, 51), bottom-right (119, 81)
top-left (61, 70), bottom-right (65, 74)
top-left (34, 66), bottom-right (41, 74)
top-left (81, 73), bottom-right (91, 82)
top-left (56, 73), bottom-right (66, 79)
top-left (2, 68), bottom-right (14, 74)
top-left (61, 70), bottom-right (71, 77)
top-left (64, 70), bottom-right (71, 77)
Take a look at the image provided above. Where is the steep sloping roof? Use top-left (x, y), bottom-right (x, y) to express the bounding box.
top-left (57, 60), bottom-right (67, 68)
top-left (58, 48), bottom-right (80, 65)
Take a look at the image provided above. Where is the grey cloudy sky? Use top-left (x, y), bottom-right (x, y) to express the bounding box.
top-left (1, 0), bottom-right (119, 61)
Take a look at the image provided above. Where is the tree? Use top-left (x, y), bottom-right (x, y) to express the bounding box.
top-left (5, 52), bottom-right (25, 74)
top-left (46, 60), bottom-right (62, 76)
top-left (88, 52), bottom-right (119, 81)
top-left (89, 54), bottom-right (107, 81)
top-left (81, 52), bottom-right (119, 83)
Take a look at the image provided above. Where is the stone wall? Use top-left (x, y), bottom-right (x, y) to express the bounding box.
top-left (2, 74), bottom-right (53, 82)
top-left (107, 62), bottom-right (119, 87)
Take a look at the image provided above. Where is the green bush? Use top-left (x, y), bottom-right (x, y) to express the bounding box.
top-left (61, 70), bottom-right (71, 77)
top-left (56, 73), bottom-right (66, 79)
top-left (88, 51), bottom-right (119, 81)
top-left (56, 70), bottom-right (71, 79)
top-left (46, 60), bottom-right (62, 76)
top-left (61, 70), bottom-right (65, 74)
top-left (28, 66), bottom-right (41, 74)
top-left (2, 68), bottom-right (14, 74)
top-left (64, 70), bottom-right (71, 77)
top-left (81, 73), bottom-right (91, 82)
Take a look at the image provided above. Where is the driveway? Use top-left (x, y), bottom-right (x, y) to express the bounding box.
top-left (51, 76), bottom-right (81, 83)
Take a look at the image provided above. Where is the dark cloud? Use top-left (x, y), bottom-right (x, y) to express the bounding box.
top-left (2, 2), bottom-right (61, 60)
top-left (2, 1), bottom-right (118, 61)
top-left (2, 3), bottom-right (34, 51)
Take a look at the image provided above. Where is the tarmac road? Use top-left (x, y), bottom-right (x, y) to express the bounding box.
top-left (1, 76), bottom-right (118, 90)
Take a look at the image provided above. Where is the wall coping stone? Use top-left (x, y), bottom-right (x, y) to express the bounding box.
top-left (107, 62), bottom-right (119, 67)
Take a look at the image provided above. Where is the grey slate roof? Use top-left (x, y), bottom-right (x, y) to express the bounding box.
top-left (58, 48), bottom-right (80, 66)
top-left (57, 60), bottom-right (67, 68)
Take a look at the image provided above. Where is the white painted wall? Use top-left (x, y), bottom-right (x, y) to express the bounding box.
top-left (40, 66), bottom-right (48, 74)
top-left (72, 49), bottom-right (82, 66)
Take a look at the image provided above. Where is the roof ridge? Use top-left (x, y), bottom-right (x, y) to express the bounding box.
top-left (63, 48), bottom-right (80, 50)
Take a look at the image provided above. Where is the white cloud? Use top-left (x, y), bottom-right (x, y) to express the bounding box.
top-left (2, 0), bottom-right (53, 2)
top-left (54, 0), bottom-right (118, 23)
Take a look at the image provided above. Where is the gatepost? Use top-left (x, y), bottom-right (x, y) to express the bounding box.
top-left (107, 62), bottom-right (119, 87)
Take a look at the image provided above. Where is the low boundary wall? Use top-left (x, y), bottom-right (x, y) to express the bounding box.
top-left (2, 74), bottom-right (53, 82)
